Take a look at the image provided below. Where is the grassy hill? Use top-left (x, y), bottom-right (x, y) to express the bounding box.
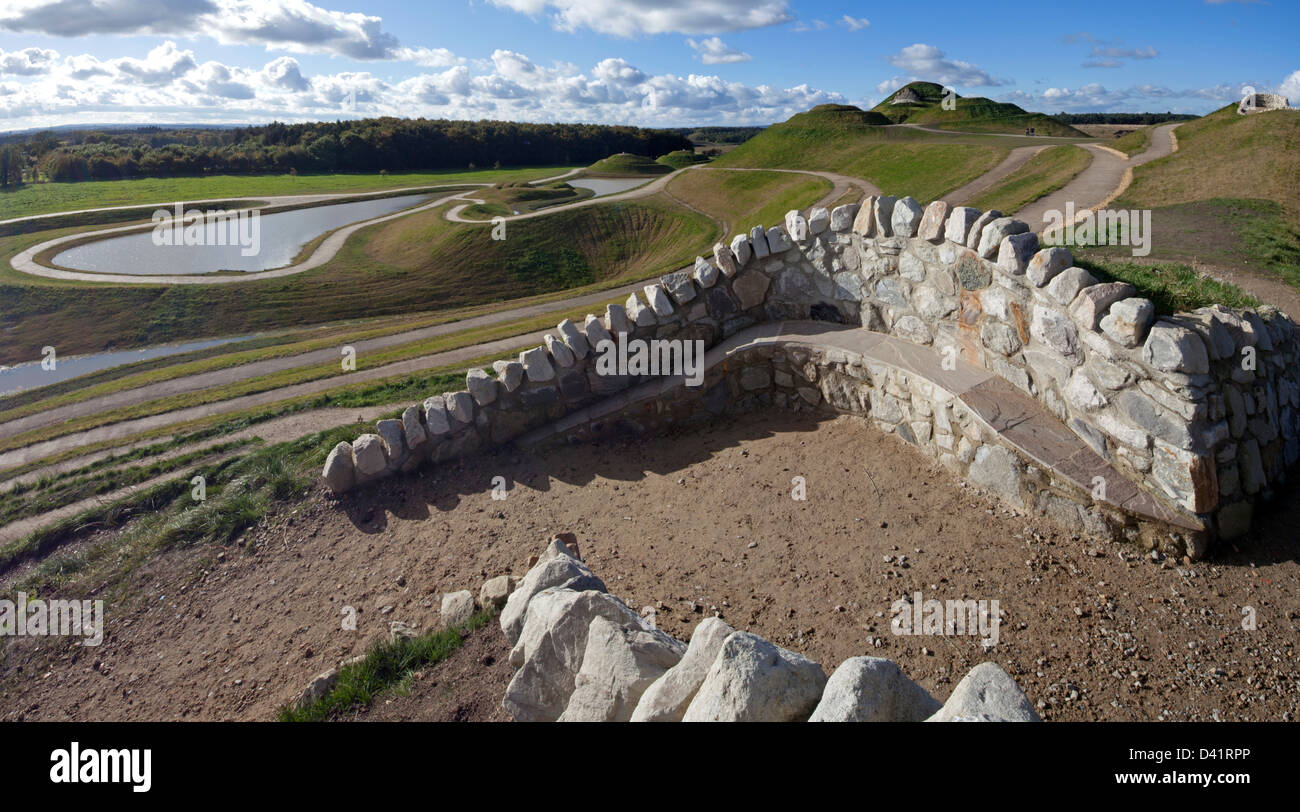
top-left (583, 153), bottom-right (673, 176)
top-left (656, 150), bottom-right (711, 170)
top-left (873, 81), bottom-right (1088, 137)
top-left (665, 168), bottom-right (831, 234)
top-left (1119, 104), bottom-right (1300, 221)
top-left (713, 102), bottom-right (1009, 202)
top-left (1088, 104), bottom-right (1300, 298)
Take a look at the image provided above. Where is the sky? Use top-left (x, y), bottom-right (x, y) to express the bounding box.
top-left (0, 0), bottom-right (1296, 132)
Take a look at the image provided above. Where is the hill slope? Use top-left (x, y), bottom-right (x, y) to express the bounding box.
top-left (873, 81), bottom-right (1088, 137)
top-left (1119, 104), bottom-right (1300, 221)
top-left (713, 102), bottom-right (1008, 202)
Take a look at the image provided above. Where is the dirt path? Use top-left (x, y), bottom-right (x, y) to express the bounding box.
top-left (5, 412), bottom-right (1296, 721)
top-left (1014, 123), bottom-right (1180, 232)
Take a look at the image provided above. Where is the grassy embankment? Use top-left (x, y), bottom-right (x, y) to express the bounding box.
top-left (665, 168), bottom-right (832, 235)
top-left (1108, 127), bottom-right (1153, 158)
top-left (1070, 105), bottom-right (1300, 300)
top-left (970, 145), bottom-right (1094, 213)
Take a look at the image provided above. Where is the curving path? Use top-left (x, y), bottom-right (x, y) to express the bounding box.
top-left (1014, 123), bottom-right (1180, 233)
top-left (9, 185), bottom-right (489, 285)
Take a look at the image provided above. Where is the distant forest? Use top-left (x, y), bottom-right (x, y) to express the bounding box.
top-left (670, 126), bottom-right (765, 144)
top-left (0, 118), bottom-right (694, 183)
top-left (1051, 113), bottom-right (1200, 125)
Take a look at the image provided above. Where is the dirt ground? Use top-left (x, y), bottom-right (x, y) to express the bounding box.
top-left (2, 411), bottom-right (1298, 722)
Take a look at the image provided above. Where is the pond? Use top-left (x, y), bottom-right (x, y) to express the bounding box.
top-left (50, 193), bottom-right (432, 276)
top-left (566, 177), bottom-right (652, 197)
top-left (0, 335), bottom-right (256, 397)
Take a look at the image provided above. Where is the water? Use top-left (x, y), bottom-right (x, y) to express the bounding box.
top-left (51, 194), bottom-right (432, 276)
top-left (567, 178), bottom-right (651, 197)
top-left (0, 336), bottom-right (254, 398)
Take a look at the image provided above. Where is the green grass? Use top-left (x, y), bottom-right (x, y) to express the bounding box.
top-left (871, 82), bottom-right (1089, 137)
top-left (656, 150), bottom-right (711, 170)
top-left (1118, 105), bottom-right (1300, 226)
top-left (583, 153), bottom-right (672, 176)
top-left (970, 145), bottom-right (1093, 213)
top-left (0, 166), bottom-right (575, 220)
top-left (0, 438), bottom-right (255, 525)
top-left (714, 104), bottom-right (1012, 202)
top-left (1074, 257), bottom-right (1260, 314)
top-left (1109, 127), bottom-right (1152, 158)
top-left (666, 168), bottom-right (831, 234)
top-left (279, 609), bottom-right (495, 722)
top-left (0, 418), bottom-right (361, 593)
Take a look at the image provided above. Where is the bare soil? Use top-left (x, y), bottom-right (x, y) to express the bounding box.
top-left (2, 412), bottom-right (1297, 722)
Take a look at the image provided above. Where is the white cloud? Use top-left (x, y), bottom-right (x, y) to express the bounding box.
top-left (793, 19), bottom-right (829, 32)
top-left (998, 82), bottom-right (1245, 113)
top-left (1277, 70), bottom-right (1300, 104)
top-left (489, 0), bottom-right (792, 37)
top-left (686, 37), bottom-right (752, 65)
top-left (261, 56), bottom-right (310, 92)
top-left (839, 15), bottom-right (870, 32)
top-left (112, 41), bottom-right (198, 86)
top-left (0, 0), bottom-right (414, 61)
top-left (0, 43), bottom-right (845, 129)
top-left (885, 44), bottom-right (1009, 87)
top-left (0, 47), bottom-right (59, 76)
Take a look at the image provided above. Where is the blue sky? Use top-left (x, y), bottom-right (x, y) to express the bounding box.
top-left (0, 0), bottom-right (1296, 131)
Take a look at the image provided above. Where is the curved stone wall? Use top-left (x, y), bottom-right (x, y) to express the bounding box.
top-left (321, 193), bottom-right (1300, 548)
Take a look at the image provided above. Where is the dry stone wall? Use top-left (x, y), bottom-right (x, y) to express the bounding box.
top-left (321, 192), bottom-right (1300, 547)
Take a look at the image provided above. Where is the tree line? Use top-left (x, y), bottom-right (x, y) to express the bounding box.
top-left (1051, 112), bottom-right (1199, 125)
top-left (0, 118), bottom-right (694, 183)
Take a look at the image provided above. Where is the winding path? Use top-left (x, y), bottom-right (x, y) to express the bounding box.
top-left (1013, 123), bottom-right (1180, 232)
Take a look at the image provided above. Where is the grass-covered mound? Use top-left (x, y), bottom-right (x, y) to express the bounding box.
top-left (583, 153), bottom-right (674, 176)
top-left (1118, 104), bottom-right (1300, 225)
top-left (656, 150), bottom-right (712, 170)
top-left (714, 101), bottom-right (1009, 202)
top-left (872, 81), bottom-right (1087, 137)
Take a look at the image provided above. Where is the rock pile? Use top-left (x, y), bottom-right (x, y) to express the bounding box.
top-left (500, 536), bottom-right (1040, 722)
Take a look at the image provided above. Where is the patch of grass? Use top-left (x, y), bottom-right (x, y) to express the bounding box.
top-left (0, 166), bottom-right (576, 220)
top-left (0, 439), bottom-right (255, 524)
top-left (665, 168), bottom-right (831, 234)
top-left (1109, 127), bottom-right (1152, 157)
top-left (278, 609), bottom-right (495, 722)
top-left (871, 82), bottom-right (1089, 137)
top-left (1074, 257), bottom-right (1260, 314)
top-left (714, 105), bottom-right (1013, 202)
top-left (3, 419), bottom-right (364, 588)
top-left (583, 153), bottom-right (672, 176)
top-left (1071, 198), bottom-right (1300, 295)
top-left (970, 145), bottom-right (1093, 213)
top-left (657, 150), bottom-right (711, 170)
top-left (1118, 105), bottom-right (1300, 226)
